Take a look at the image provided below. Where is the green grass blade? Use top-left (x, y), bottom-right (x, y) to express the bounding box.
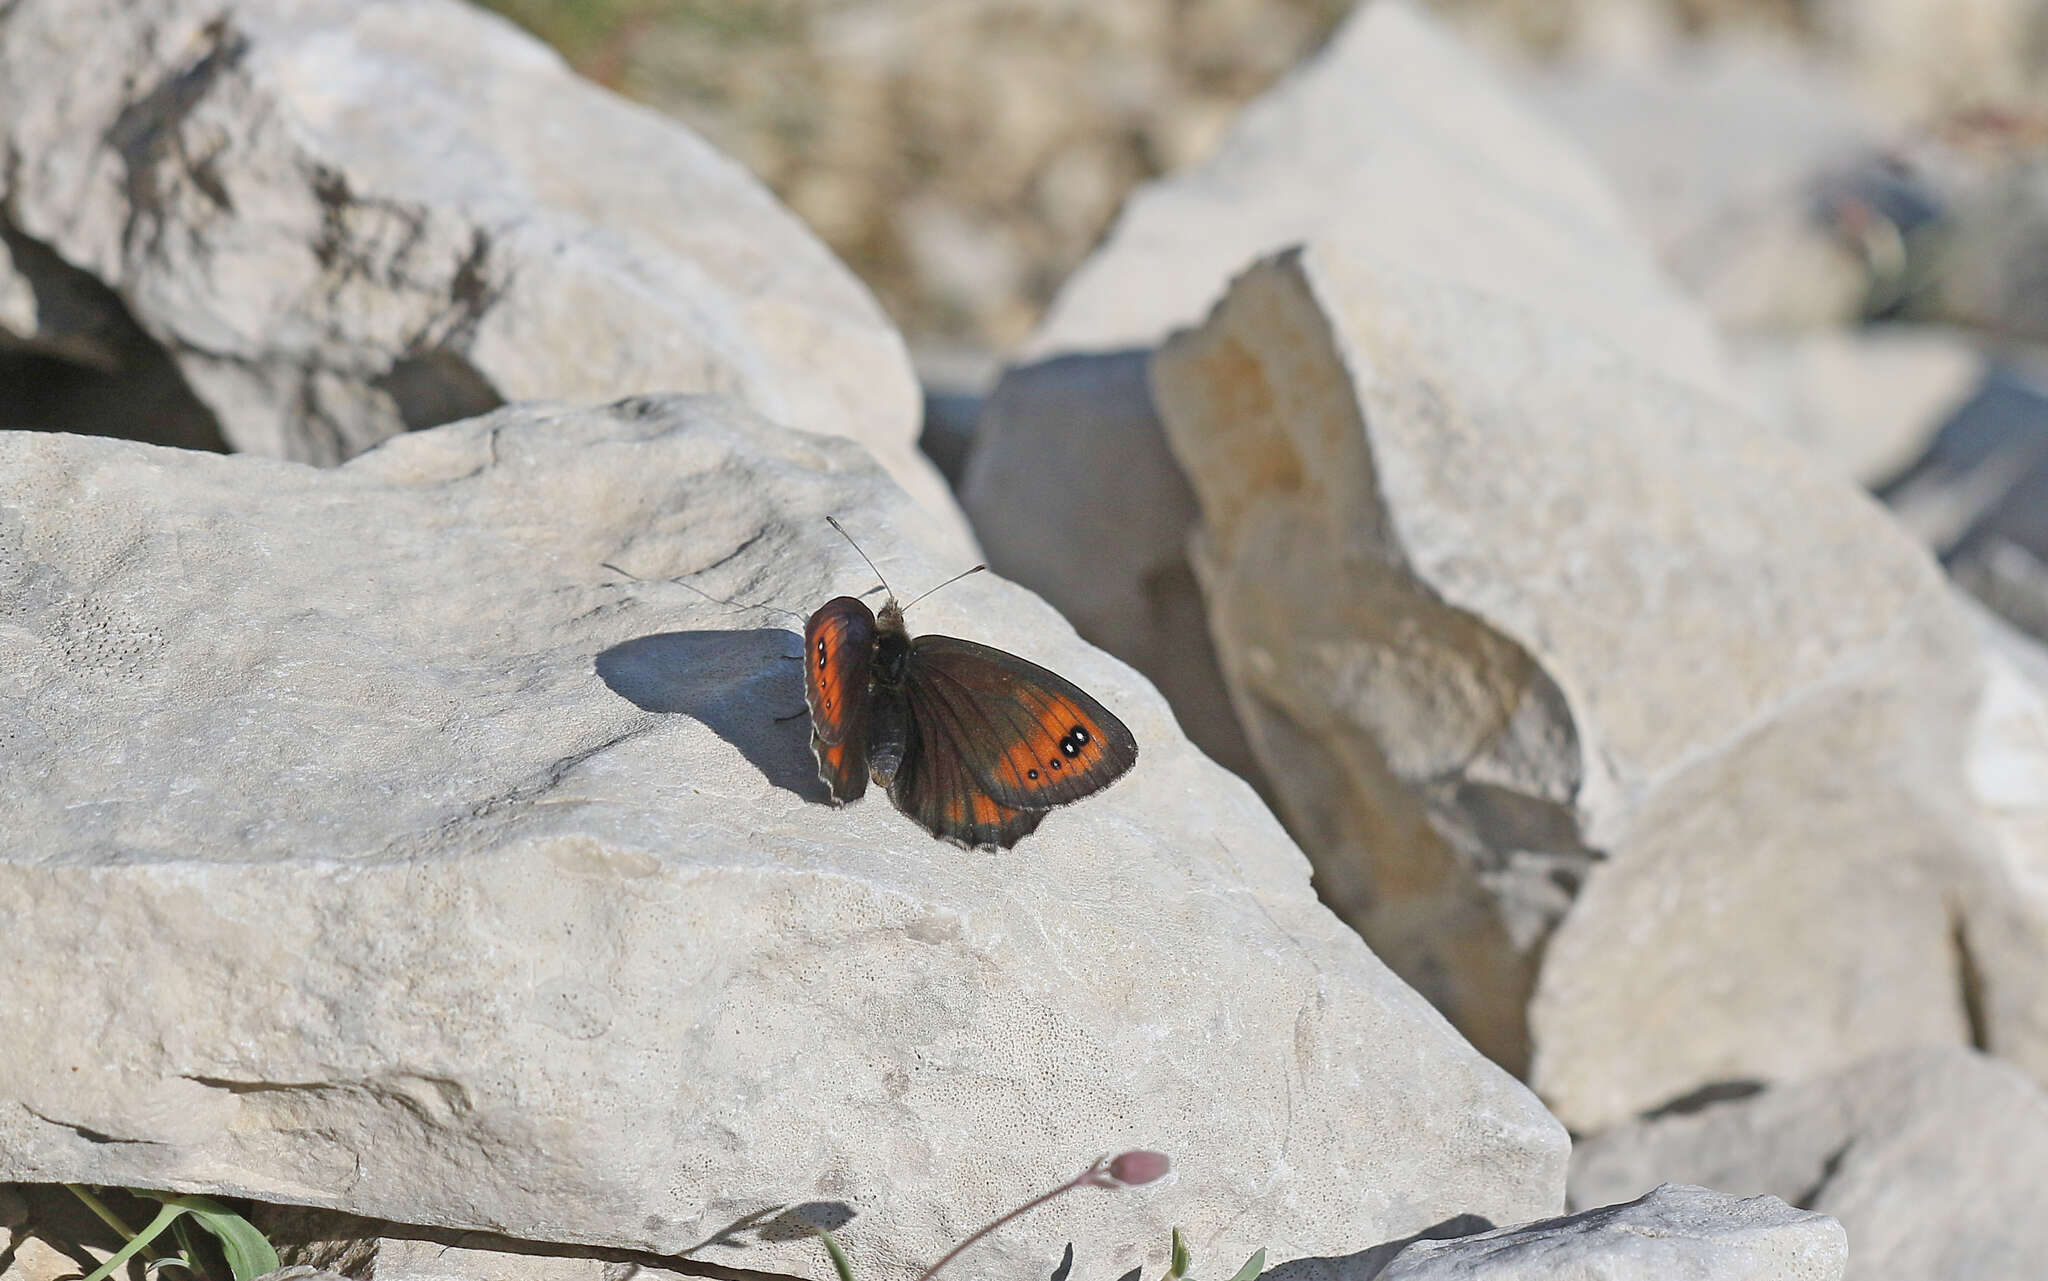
top-left (137, 1194), bottom-right (281, 1281)
top-left (818, 1228), bottom-right (857, 1281)
top-left (1164, 1227), bottom-right (1191, 1281)
top-left (79, 1202), bottom-right (186, 1281)
top-left (1224, 1247), bottom-right (1268, 1281)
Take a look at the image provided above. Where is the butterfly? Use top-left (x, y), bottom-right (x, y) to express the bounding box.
top-left (803, 519), bottom-right (1138, 850)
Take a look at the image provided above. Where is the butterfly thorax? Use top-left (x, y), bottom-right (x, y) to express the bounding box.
top-left (871, 602), bottom-right (912, 688)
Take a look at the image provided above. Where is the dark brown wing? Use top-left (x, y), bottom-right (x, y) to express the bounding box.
top-left (804, 596), bottom-right (876, 802)
top-left (889, 726), bottom-right (1047, 851)
top-left (898, 635), bottom-right (1138, 812)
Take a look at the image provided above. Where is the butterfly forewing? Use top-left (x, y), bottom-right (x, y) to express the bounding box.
top-left (900, 636), bottom-right (1138, 811)
top-left (804, 596), bottom-right (876, 801)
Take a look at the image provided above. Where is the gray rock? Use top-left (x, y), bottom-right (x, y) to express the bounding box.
top-left (1148, 240), bottom-right (2048, 1129)
top-left (0, 398), bottom-right (1566, 1279)
top-left (1880, 363), bottom-right (2048, 561)
top-left (0, 0), bottom-right (966, 551)
top-left (1571, 1048), bottom-right (2048, 1281)
top-left (1376, 1184), bottom-right (1846, 1281)
top-left (1953, 538), bottom-right (2048, 646)
top-left (962, 0), bottom-right (1722, 799)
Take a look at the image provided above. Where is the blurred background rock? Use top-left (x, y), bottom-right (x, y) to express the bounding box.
top-left (472, 0), bottom-right (2047, 351)
top-left (475, 0), bottom-right (2048, 647)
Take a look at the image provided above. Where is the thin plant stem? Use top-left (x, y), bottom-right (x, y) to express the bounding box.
top-left (64, 1185), bottom-right (166, 1264)
top-left (913, 1167), bottom-right (1097, 1281)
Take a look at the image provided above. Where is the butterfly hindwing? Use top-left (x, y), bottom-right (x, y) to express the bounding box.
top-left (889, 719), bottom-right (1048, 851)
top-left (804, 596), bottom-right (876, 801)
top-left (897, 635), bottom-right (1138, 813)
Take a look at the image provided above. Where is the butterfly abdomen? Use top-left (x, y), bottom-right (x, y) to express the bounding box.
top-left (867, 690), bottom-right (910, 787)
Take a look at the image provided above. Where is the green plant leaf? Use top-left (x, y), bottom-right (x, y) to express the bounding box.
top-left (169, 1215), bottom-right (206, 1274)
top-left (136, 1193), bottom-right (280, 1281)
top-left (1163, 1227), bottom-right (1192, 1281)
top-left (818, 1227), bottom-right (857, 1281)
top-left (79, 1202), bottom-right (186, 1281)
top-left (1224, 1247), bottom-right (1268, 1281)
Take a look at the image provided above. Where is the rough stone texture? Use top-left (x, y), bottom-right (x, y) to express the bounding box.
top-left (1148, 242), bottom-right (2046, 1128)
top-left (0, 398), bottom-right (1567, 1281)
top-left (1729, 328), bottom-right (1982, 487)
top-left (1571, 1048), bottom-right (2048, 1281)
top-left (961, 0), bottom-right (1722, 796)
top-left (1375, 1184), bottom-right (1846, 1281)
top-left (0, 0), bottom-right (967, 551)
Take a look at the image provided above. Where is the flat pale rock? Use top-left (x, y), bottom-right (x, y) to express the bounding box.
top-left (1377, 1184), bottom-right (1846, 1281)
top-left (0, 0), bottom-right (965, 550)
top-left (1149, 241), bottom-right (2048, 1128)
top-left (0, 399), bottom-right (1566, 1280)
top-left (962, 0), bottom-right (1722, 800)
top-left (1571, 1048), bottom-right (2048, 1281)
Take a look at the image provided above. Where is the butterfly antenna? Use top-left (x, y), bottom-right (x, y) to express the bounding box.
top-left (826, 516), bottom-right (895, 602)
top-left (901, 563), bottom-right (988, 614)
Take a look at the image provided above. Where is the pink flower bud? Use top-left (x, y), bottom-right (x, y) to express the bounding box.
top-left (1105, 1150), bottom-right (1171, 1186)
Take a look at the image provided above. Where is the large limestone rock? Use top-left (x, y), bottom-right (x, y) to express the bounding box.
top-left (1377, 1184), bottom-right (1846, 1281)
top-left (0, 399), bottom-right (1567, 1280)
top-left (1571, 1048), bottom-right (2048, 1281)
top-left (1147, 242), bottom-right (2048, 1129)
top-left (0, 0), bottom-right (965, 549)
top-left (959, 0), bottom-right (1724, 792)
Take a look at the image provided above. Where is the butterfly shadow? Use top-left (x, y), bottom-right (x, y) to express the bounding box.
top-left (595, 628), bottom-right (831, 803)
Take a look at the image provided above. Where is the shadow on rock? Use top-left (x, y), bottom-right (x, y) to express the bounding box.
top-left (680, 1199), bottom-right (858, 1254)
top-left (596, 628), bottom-right (829, 804)
top-left (1264, 1213), bottom-right (1496, 1281)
